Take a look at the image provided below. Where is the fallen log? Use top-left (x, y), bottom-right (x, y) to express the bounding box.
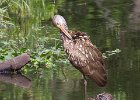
top-left (0, 53), bottom-right (30, 72)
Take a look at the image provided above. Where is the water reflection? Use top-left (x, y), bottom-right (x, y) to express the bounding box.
top-left (86, 93), bottom-right (112, 100)
top-left (0, 73), bottom-right (31, 88)
top-left (48, 75), bottom-right (112, 100)
top-left (129, 0), bottom-right (140, 30)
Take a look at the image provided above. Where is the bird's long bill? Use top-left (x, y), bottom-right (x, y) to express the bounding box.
top-left (59, 26), bottom-right (72, 40)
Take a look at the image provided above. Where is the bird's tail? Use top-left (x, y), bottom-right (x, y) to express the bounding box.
top-left (88, 70), bottom-right (107, 87)
top-left (83, 62), bottom-right (107, 87)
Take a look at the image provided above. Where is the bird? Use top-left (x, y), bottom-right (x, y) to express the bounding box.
top-left (52, 15), bottom-right (107, 87)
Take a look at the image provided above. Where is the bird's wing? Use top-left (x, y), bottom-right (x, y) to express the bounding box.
top-left (72, 31), bottom-right (104, 64)
top-left (75, 35), bottom-right (103, 64)
top-left (74, 35), bottom-right (107, 86)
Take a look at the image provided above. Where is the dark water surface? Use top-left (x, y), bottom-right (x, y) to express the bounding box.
top-left (0, 0), bottom-right (140, 100)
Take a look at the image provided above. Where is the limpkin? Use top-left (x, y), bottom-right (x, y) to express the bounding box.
top-left (52, 15), bottom-right (107, 87)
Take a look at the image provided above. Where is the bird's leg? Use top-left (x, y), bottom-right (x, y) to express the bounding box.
top-left (82, 75), bottom-right (87, 100)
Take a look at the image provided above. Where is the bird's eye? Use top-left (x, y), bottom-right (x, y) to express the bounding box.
top-left (56, 23), bottom-right (59, 25)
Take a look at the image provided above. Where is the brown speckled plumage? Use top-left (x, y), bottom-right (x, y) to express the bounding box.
top-left (52, 15), bottom-right (107, 86)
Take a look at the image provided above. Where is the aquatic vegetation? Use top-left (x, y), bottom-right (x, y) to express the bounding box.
top-left (0, 43), bottom-right (69, 71)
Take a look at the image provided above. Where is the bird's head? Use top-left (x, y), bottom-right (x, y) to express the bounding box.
top-left (52, 15), bottom-right (72, 39)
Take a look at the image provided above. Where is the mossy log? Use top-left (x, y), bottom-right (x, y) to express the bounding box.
top-left (0, 53), bottom-right (30, 72)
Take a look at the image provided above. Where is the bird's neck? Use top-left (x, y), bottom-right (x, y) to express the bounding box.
top-left (60, 32), bottom-right (74, 52)
top-left (60, 32), bottom-right (70, 42)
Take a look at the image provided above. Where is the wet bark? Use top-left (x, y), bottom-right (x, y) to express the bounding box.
top-left (0, 53), bottom-right (30, 72)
